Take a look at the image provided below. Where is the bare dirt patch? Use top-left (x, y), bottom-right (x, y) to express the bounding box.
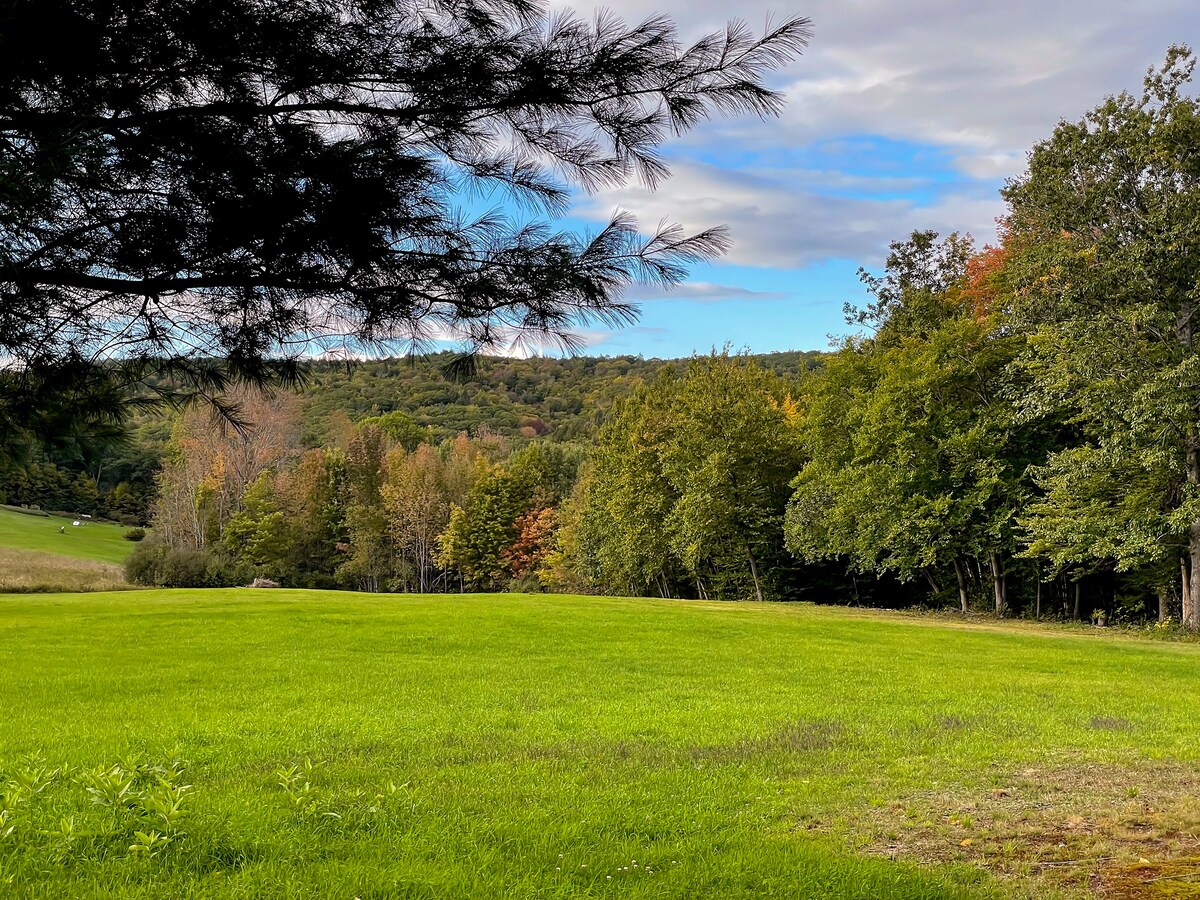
top-left (857, 759), bottom-right (1200, 897)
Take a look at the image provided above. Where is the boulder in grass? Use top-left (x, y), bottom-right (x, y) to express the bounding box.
top-left (249, 577), bottom-right (280, 589)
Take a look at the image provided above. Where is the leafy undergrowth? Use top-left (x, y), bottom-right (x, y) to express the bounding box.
top-left (3, 590), bottom-right (1200, 897)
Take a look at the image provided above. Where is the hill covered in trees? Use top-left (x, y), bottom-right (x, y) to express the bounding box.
top-left (299, 350), bottom-right (826, 444)
top-left (0, 350), bottom-right (825, 525)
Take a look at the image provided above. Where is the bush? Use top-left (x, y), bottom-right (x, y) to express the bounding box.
top-left (123, 527), bottom-right (146, 542)
top-left (124, 539), bottom-right (166, 585)
top-left (158, 547), bottom-right (213, 587)
top-left (507, 572), bottom-right (546, 594)
top-left (124, 539), bottom-right (246, 588)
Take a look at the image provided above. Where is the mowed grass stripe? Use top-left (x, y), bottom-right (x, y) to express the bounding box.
top-left (0, 506), bottom-right (135, 564)
top-left (2, 591), bottom-right (1197, 897)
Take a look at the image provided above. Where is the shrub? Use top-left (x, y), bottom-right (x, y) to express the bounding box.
top-left (124, 539), bottom-right (167, 585)
top-left (158, 547), bottom-right (213, 587)
top-left (124, 539), bottom-right (243, 588)
top-left (123, 527), bottom-right (146, 542)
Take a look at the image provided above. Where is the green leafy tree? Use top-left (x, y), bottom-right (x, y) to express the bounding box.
top-left (361, 412), bottom-right (430, 453)
top-left (436, 463), bottom-right (529, 590)
top-left (223, 473), bottom-right (287, 569)
top-left (1003, 46), bottom-right (1200, 625)
top-left (576, 373), bottom-right (682, 597)
top-left (338, 424), bottom-right (395, 591)
top-left (787, 233), bottom-right (1033, 613)
top-left (660, 354), bottom-right (803, 601)
top-left (275, 449), bottom-right (346, 587)
top-left (576, 355), bottom-right (802, 600)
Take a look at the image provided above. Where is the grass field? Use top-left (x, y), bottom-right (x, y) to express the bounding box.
top-left (0, 506), bottom-right (136, 565)
top-left (0, 507), bottom-right (135, 592)
top-left (1, 590), bottom-right (1198, 898)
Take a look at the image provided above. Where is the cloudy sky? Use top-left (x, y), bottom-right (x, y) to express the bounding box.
top-left (538, 0), bottom-right (1197, 358)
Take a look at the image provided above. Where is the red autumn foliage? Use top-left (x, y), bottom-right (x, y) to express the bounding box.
top-left (502, 507), bottom-right (557, 578)
top-left (960, 242), bottom-right (1011, 320)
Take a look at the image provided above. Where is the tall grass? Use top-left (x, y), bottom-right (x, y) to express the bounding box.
top-left (0, 547), bottom-right (130, 593)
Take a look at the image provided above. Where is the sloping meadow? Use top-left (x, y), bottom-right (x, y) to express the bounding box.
top-left (1, 590), bottom-right (1198, 897)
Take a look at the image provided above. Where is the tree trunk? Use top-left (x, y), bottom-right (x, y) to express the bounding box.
top-left (924, 569), bottom-right (942, 596)
top-left (989, 552), bottom-right (1006, 615)
top-left (1190, 519), bottom-right (1200, 629)
top-left (952, 559), bottom-right (969, 613)
top-left (1180, 557), bottom-right (1190, 623)
top-left (1035, 573), bottom-right (1042, 619)
top-left (747, 547), bottom-right (765, 602)
top-left (1181, 300), bottom-right (1200, 627)
top-left (1073, 578), bottom-right (1082, 621)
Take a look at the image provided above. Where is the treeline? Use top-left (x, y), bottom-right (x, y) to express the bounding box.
top-left (0, 426), bottom-right (164, 525)
top-left (299, 350), bottom-right (824, 444)
top-left (580, 47), bottom-right (1200, 625)
top-left (131, 47), bottom-right (1200, 626)
top-left (127, 393), bottom-right (585, 592)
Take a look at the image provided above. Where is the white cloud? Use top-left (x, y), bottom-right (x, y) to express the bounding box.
top-left (556, 0), bottom-right (1195, 268)
top-left (625, 282), bottom-right (788, 302)
top-left (582, 160), bottom-right (1004, 269)
top-left (563, 0), bottom-right (1192, 156)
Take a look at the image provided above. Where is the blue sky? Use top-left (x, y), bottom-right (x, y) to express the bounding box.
top-left (583, 134), bottom-right (995, 356)
top-left (410, 1), bottom-right (1195, 361)
top-left (514, 0), bottom-right (1197, 359)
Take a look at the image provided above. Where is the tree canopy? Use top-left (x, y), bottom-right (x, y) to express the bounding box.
top-left (1004, 46), bottom-right (1200, 625)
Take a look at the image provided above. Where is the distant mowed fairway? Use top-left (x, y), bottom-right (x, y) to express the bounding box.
top-left (0, 507), bottom-right (134, 564)
top-left (2, 591), bottom-right (1199, 898)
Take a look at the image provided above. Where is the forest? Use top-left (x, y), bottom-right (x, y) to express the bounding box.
top-left (5, 48), bottom-right (1200, 629)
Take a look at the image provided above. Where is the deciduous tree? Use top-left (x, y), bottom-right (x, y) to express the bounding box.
top-left (1004, 46), bottom-right (1200, 625)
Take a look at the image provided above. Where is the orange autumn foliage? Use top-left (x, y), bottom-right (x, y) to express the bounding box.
top-left (502, 507), bottom-right (558, 579)
top-left (960, 242), bottom-right (1011, 320)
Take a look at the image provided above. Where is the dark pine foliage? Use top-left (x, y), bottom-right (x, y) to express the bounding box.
top-left (0, 0), bottom-right (810, 452)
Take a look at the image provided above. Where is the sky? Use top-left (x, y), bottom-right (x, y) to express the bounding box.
top-left (519, 0), bottom-right (1198, 359)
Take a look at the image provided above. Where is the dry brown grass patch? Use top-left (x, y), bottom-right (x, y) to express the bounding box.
top-left (857, 758), bottom-right (1200, 897)
top-left (0, 546), bottom-right (130, 593)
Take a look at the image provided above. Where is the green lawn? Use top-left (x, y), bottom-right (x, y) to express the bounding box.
top-left (0, 507), bottom-right (135, 565)
top-left (1, 590), bottom-right (1198, 898)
